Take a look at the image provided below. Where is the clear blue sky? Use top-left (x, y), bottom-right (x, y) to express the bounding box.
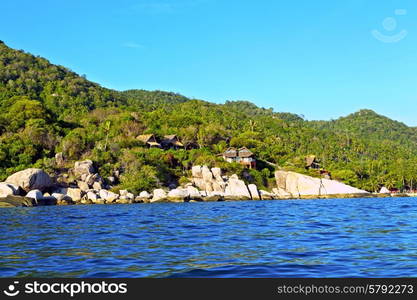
top-left (1, 0), bottom-right (417, 125)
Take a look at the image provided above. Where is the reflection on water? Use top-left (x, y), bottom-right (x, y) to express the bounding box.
top-left (0, 198), bottom-right (417, 277)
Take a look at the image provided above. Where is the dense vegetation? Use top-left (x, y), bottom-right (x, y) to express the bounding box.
top-left (1, 40), bottom-right (417, 193)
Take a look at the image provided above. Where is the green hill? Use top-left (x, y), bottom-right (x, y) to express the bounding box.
top-left (1, 40), bottom-right (417, 193)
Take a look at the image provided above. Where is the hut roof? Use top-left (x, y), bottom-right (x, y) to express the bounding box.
top-left (306, 155), bottom-right (317, 167)
top-left (162, 135), bottom-right (183, 147)
top-left (164, 134), bottom-right (177, 140)
top-left (137, 134), bottom-right (155, 143)
top-left (238, 147), bottom-right (254, 158)
top-left (223, 148), bottom-right (238, 158)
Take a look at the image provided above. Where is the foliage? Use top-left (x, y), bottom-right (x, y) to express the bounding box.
top-left (2, 40), bottom-right (417, 192)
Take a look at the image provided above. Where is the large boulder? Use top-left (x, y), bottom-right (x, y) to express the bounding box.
top-left (0, 195), bottom-right (36, 207)
top-left (77, 181), bottom-right (90, 192)
top-left (272, 187), bottom-right (292, 198)
top-left (211, 167), bottom-right (222, 180)
top-left (167, 188), bottom-right (189, 202)
top-left (99, 189), bottom-right (119, 203)
top-left (139, 191), bottom-right (151, 199)
top-left (73, 160), bottom-right (95, 178)
top-left (192, 165), bottom-right (226, 193)
top-left (201, 166), bottom-right (214, 182)
top-left (192, 165), bottom-right (203, 178)
top-left (187, 186), bottom-right (202, 200)
top-left (248, 184), bottom-right (261, 200)
top-left (0, 183), bottom-right (20, 197)
top-left (151, 189), bottom-right (168, 203)
top-left (224, 174), bottom-right (252, 200)
top-left (6, 169), bottom-right (52, 192)
top-left (65, 188), bottom-right (83, 202)
top-left (274, 170), bottom-right (368, 197)
top-left (92, 181), bottom-right (102, 191)
top-left (86, 191), bottom-right (99, 203)
top-left (135, 191), bottom-right (151, 203)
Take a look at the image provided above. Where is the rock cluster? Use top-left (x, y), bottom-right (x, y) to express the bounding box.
top-left (0, 162), bottom-right (373, 208)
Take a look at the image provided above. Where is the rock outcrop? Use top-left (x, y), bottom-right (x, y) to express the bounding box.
top-left (0, 183), bottom-right (20, 198)
top-left (5, 168), bottom-right (52, 192)
top-left (224, 174), bottom-right (252, 200)
top-left (167, 188), bottom-right (189, 202)
top-left (73, 160), bottom-right (95, 178)
top-left (151, 189), bottom-right (168, 203)
top-left (274, 170), bottom-right (368, 197)
top-left (191, 166), bottom-right (256, 200)
top-left (0, 195), bottom-right (37, 207)
top-left (248, 184), bottom-right (261, 200)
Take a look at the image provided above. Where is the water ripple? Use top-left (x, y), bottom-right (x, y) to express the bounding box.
top-left (0, 198), bottom-right (417, 277)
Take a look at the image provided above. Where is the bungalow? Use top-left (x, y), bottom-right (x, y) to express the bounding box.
top-left (136, 134), bottom-right (161, 148)
top-left (222, 147), bottom-right (256, 169)
top-left (161, 135), bottom-right (184, 150)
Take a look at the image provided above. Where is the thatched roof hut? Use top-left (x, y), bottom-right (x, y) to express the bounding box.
top-left (136, 134), bottom-right (161, 148)
top-left (162, 135), bottom-right (184, 148)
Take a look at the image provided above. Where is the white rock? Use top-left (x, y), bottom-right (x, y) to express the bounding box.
top-left (151, 189), bottom-right (168, 202)
top-left (66, 188), bottom-right (83, 202)
top-left (119, 189), bottom-right (128, 196)
top-left (26, 190), bottom-right (44, 200)
top-left (6, 168), bottom-right (52, 192)
top-left (139, 191), bottom-right (151, 199)
top-left (248, 184), bottom-right (261, 200)
top-left (224, 174), bottom-right (251, 200)
top-left (93, 181), bottom-right (102, 191)
top-left (275, 170), bottom-right (368, 197)
top-left (99, 189), bottom-right (119, 203)
top-left (167, 188), bottom-right (189, 202)
top-left (86, 191), bottom-right (98, 201)
top-left (74, 160), bottom-right (95, 178)
top-left (51, 193), bottom-right (66, 201)
top-left (187, 186), bottom-right (201, 199)
top-left (191, 165), bottom-right (203, 178)
top-left (0, 182), bottom-right (19, 197)
top-left (77, 181), bottom-right (89, 192)
top-left (211, 167), bottom-right (222, 179)
top-left (202, 165), bottom-right (213, 182)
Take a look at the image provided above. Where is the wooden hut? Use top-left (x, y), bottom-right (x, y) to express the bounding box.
top-left (161, 135), bottom-right (184, 150)
top-left (136, 134), bottom-right (161, 148)
top-left (222, 147), bottom-right (256, 169)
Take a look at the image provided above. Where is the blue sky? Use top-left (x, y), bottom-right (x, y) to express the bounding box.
top-left (1, 0), bottom-right (417, 125)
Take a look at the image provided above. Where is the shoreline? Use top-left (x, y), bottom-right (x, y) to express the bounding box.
top-left (0, 192), bottom-right (412, 208)
top-left (0, 163), bottom-right (408, 208)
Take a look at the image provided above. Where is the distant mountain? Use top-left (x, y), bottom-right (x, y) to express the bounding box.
top-left (1, 40), bottom-right (417, 193)
top-left (310, 109), bottom-right (417, 148)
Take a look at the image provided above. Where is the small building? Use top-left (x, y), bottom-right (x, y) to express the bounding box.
top-left (306, 155), bottom-right (320, 169)
top-left (136, 134), bottom-right (161, 148)
top-left (161, 135), bottom-right (184, 150)
top-left (222, 147), bottom-right (256, 169)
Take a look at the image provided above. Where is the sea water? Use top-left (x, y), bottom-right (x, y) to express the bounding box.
top-left (0, 198), bottom-right (416, 277)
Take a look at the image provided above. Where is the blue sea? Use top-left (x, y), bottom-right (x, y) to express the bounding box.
top-left (1, 198), bottom-right (416, 278)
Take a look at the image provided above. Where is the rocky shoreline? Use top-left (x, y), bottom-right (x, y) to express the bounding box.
top-left (0, 160), bottom-right (405, 208)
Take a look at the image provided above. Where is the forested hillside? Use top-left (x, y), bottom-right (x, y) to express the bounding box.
top-left (1, 40), bottom-right (417, 193)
